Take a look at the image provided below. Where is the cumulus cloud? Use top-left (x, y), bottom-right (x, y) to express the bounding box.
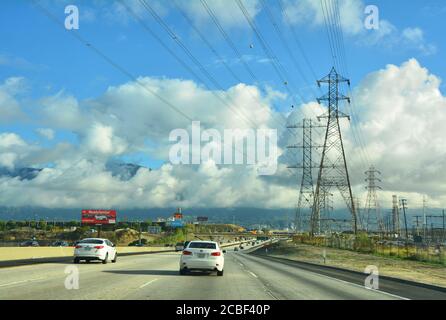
top-left (350, 59), bottom-right (446, 207)
top-left (1, 59), bottom-right (446, 210)
top-left (36, 128), bottom-right (55, 140)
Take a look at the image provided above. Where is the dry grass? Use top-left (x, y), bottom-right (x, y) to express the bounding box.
top-left (266, 242), bottom-right (446, 288)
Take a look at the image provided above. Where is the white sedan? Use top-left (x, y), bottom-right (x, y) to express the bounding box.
top-left (179, 241), bottom-right (225, 276)
top-left (74, 238), bottom-right (117, 264)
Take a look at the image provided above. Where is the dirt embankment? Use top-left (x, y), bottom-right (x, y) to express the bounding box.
top-left (263, 242), bottom-right (446, 288)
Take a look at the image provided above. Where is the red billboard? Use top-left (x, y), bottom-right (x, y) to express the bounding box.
top-left (81, 210), bottom-right (117, 225)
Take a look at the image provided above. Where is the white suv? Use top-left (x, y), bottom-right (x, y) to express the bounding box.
top-left (74, 238), bottom-right (117, 264)
top-left (179, 241), bottom-right (225, 276)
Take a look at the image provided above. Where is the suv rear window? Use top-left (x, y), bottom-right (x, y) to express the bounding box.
top-left (79, 239), bottom-right (104, 244)
top-left (188, 242), bottom-right (217, 249)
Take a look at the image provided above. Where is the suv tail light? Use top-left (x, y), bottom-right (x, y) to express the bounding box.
top-left (75, 245), bottom-right (82, 249)
top-left (211, 252), bottom-right (221, 257)
top-left (94, 245), bottom-right (104, 249)
top-left (182, 250), bottom-right (192, 255)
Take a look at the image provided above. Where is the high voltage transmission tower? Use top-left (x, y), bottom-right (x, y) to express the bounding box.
top-left (312, 67), bottom-right (358, 235)
top-left (392, 195), bottom-right (400, 236)
top-left (364, 166), bottom-right (384, 233)
top-left (287, 119), bottom-right (324, 232)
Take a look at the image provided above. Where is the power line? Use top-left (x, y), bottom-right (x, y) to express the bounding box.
top-left (171, 0), bottom-right (290, 132)
top-left (136, 0), bottom-right (259, 130)
top-left (235, 0), bottom-right (306, 107)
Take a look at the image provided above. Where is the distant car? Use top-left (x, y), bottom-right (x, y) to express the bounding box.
top-left (74, 238), bottom-right (117, 264)
top-left (20, 240), bottom-right (39, 247)
top-left (94, 215), bottom-right (108, 221)
top-left (239, 245), bottom-right (244, 250)
top-left (179, 241), bottom-right (225, 276)
top-left (175, 242), bottom-right (185, 252)
top-left (234, 247), bottom-right (239, 251)
top-left (51, 241), bottom-right (69, 247)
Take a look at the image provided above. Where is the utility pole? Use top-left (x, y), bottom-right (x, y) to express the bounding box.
top-left (400, 199), bottom-right (409, 240)
top-left (423, 195), bottom-right (427, 240)
top-left (443, 209), bottom-right (445, 242)
top-left (392, 195), bottom-right (400, 237)
top-left (364, 167), bottom-right (383, 233)
top-left (287, 119), bottom-right (324, 233)
top-left (313, 67), bottom-right (358, 235)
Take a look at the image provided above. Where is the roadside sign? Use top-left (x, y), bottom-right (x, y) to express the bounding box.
top-left (81, 209), bottom-right (117, 225)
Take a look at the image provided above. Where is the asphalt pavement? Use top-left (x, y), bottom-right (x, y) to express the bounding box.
top-left (0, 248), bottom-right (408, 300)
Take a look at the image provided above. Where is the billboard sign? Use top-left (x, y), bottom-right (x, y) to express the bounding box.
top-left (81, 209), bottom-right (116, 225)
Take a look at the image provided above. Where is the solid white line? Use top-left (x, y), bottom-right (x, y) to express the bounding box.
top-left (300, 270), bottom-right (410, 301)
top-left (0, 277), bottom-right (46, 288)
top-left (248, 271), bottom-right (258, 278)
top-left (250, 255), bottom-right (410, 300)
top-left (139, 278), bottom-right (158, 289)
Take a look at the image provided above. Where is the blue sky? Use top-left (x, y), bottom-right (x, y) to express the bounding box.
top-left (1, 0), bottom-right (444, 98)
top-left (1, 0), bottom-right (446, 209)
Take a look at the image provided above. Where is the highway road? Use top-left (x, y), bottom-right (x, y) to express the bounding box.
top-left (0, 249), bottom-right (406, 300)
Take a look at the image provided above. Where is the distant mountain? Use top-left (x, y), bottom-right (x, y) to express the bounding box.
top-left (0, 162), bottom-right (150, 182)
top-left (0, 167), bottom-right (43, 180)
top-left (105, 162), bottom-right (150, 181)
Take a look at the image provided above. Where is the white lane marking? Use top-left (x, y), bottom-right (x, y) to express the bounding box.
top-left (241, 254), bottom-right (409, 300)
top-left (248, 271), bottom-right (258, 278)
top-left (0, 277), bottom-right (46, 288)
top-left (310, 271), bottom-right (410, 300)
top-left (139, 278), bottom-right (158, 289)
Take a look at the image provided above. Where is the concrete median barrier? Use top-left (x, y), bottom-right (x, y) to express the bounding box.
top-left (0, 239), bottom-right (257, 268)
top-left (0, 246), bottom-right (175, 268)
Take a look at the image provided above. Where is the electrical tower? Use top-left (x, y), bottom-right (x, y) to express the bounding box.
top-left (392, 195), bottom-right (400, 236)
top-left (364, 166), bottom-right (384, 233)
top-left (287, 119), bottom-right (324, 232)
top-left (312, 67), bottom-right (358, 235)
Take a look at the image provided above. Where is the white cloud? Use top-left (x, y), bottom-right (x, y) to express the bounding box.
top-left (350, 59), bottom-right (446, 207)
top-left (283, 0), bottom-right (435, 55)
top-left (2, 59), bottom-right (446, 210)
top-left (36, 128), bottom-right (55, 140)
top-left (0, 133), bottom-right (28, 169)
top-left (0, 77), bottom-right (26, 123)
top-left (175, 0), bottom-right (261, 29)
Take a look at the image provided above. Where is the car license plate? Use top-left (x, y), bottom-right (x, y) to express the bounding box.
top-left (85, 246), bottom-right (91, 251)
top-left (198, 253), bottom-right (206, 258)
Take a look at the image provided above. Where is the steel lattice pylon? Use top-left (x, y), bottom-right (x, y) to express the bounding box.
top-left (312, 67), bottom-right (358, 235)
top-left (364, 166), bottom-right (384, 233)
top-left (288, 119), bottom-right (324, 232)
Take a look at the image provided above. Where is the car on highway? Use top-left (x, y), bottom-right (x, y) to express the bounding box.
top-left (51, 241), bottom-right (69, 247)
top-left (175, 242), bottom-right (185, 252)
top-left (20, 240), bottom-right (39, 247)
top-left (179, 241), bottom-right (225, 276)
top-left (234, 247), bottom-right (239, 251)
top-left (74, 238), bottom-right (117, 264)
